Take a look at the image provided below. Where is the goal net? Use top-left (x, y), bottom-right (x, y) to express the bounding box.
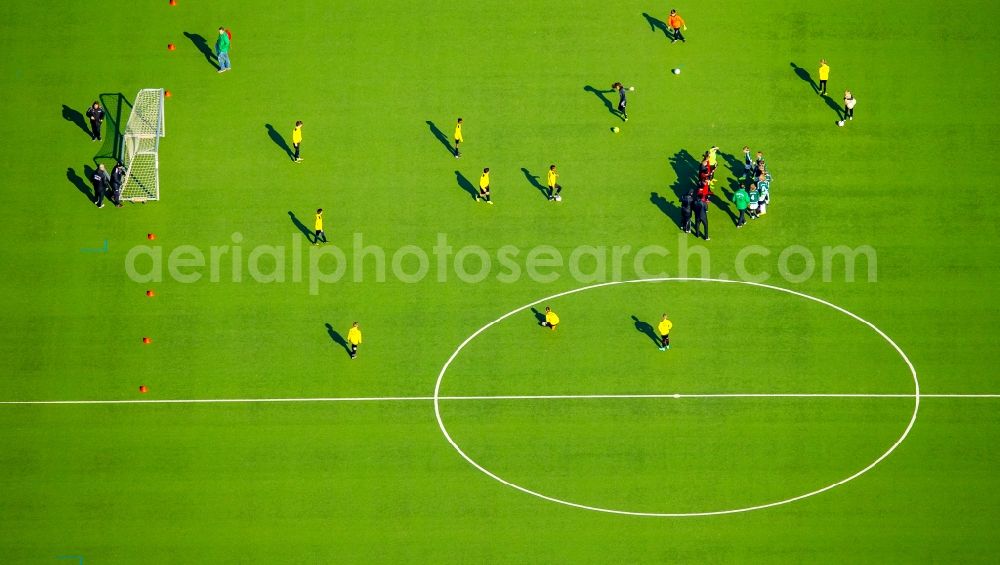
top-left (119, 88), bottom-right (165, 202)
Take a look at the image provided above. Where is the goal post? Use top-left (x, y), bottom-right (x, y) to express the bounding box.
top-left (119, 88), bottom-right (165, 202)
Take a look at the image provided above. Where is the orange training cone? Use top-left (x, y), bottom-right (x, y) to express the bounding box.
top-left (167, 43), bottom-right (176, 51)
top-left (139, 385), bottom-right (149, 393)
top-left (169, 0), bottom-right (176, 5)
top-left (146, 290), bottom-right (155, 297)
top-left (142, 337), bottom-right (152, 344)
top-left (147, 233), bottom-right (156, 240)
top-left (164, 90), bottom-right (172, 98)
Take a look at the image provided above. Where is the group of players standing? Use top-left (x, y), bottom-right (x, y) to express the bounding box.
top-left (678, 146), bottom-right (774, 240)
top-left (81, 101), bottom-right (126, 208)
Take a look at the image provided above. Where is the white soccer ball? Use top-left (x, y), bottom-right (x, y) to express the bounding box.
top-left (554, 195), bottom-right (562, 202)
top-left (672, 68), bottom-right (681, 75)
top-left (612, 126), bottom-right (620, 133)
top-left (837, 120), bottom-right (845, 127)
top-left (629, 86), bottom-right (635, 91)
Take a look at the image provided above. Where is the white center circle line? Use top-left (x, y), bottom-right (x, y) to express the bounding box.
top-left (432, 277), bottom-right (921, 517)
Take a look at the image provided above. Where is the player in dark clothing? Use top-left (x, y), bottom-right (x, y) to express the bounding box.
top-left (754, 152), bottom-right (766, 178)
top-left (110, 162), bottom-right (126, 207)
top-left (86, 101), bottom-right (104, 142)
top-left (743, 146), bottom-right (754, 180)
top-left (694, 181), bottom-right (712, 240)
top-left (679, 188), bottom-right (694, 233)
top-left (691, 199), bottom-right (706, 240)
top-left (612, 82), bottom-right (629, 121)
top-left (91, 164), bottom-right (111, 208)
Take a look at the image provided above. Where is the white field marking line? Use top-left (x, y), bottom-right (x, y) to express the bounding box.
top-left (0, 396), bottom-right (436, 406)
top-left (1, 393), bottom-right (998, 406)
top-left (432, 277), bottom-right (923, 518)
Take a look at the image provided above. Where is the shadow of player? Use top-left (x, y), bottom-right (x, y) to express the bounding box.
top-left (717, 150), bottom-right (746, 181)
top-left (710, 190), bottom-right (739, 226)
top-left (325, 323), bottom-right (352, 357)
top-left (650, 191), bottom-right (681, 227)
top-left (583, 85), bottom-right (622, 121)
top-left (530, 307), bottom-right (547, 326)
top-left (67, 166), bottom-right (94, 203)
top-left (790, 62), bottom-right (817, 93)
top-left (426, 120), bottom-right (456, 156)
top-left (821, 94), bottom-right (844, 120)
top-left (265, 124), bottom-right (294, 160)
top-left (641, 12), bottom-right (670, 39)
top-left (184, 31), bottom-right (219, 70)
top-left (521, 167), bottom-right (550, 199)
top-left (288, 211), bottom-right (314, 243)
top-left (454, 171), bottom-right (479, 201)
top-left (668, 149), bottom-right (700, 199)
top-left (62, 104), bottom-right (91, 138)
top-left (631, 315), bottom-right (661, 348)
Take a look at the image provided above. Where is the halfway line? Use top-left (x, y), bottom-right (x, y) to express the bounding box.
top-left (0, 392), bottom-right (998, 406)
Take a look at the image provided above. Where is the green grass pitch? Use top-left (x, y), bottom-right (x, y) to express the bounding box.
top-left (1, 0), bottom-right (999, 562)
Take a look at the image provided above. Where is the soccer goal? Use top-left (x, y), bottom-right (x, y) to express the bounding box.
top-left (119, 88), bottom-right (165, 202)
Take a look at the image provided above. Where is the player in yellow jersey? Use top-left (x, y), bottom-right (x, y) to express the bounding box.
top-left (541, 306), bottom-right (559, 330)
top-left (818, 59), bottom-right (830, 95)
top-left (291, 120), bottom-right (303, 162)
top-left (453, 118), bottom-right (463, 158)
top-left (547, 164), bottom-right (562, 201)
top-left (707, 146), bottom-right (719, 186)
top-left (347, 321), bottom-right (362, 359)
top-left (657, 313), bottom-right (673, 351)
top-left (478, 167), bottom-right (493, 204)
top-left (313, 208), bottom-right (326, 245)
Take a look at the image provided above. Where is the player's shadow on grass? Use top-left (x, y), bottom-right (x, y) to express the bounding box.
top-left (650, 191), bottom-right (681, 227)
top-left (718, 150), bottom-right (746, 181)
top-left (641, 12), bottom-right (670, 39)
top-left (822, 94), bottom-right (844, 120)
top-left (521, 168), bottom-right (550, 199)
top-left (61, 105), bottom-right (91, 138)
top-left (530, 308), bottom-right (547, 326)
top-left (790, 62), bottom-right (817, 93)
top-left (184, 32), bottom-right (219, 70)
top-left (288, 211), bottom-right (314, 243)
top-left (713, 181), bottom-right (740, 226)
top-left (631, 315), bottom-right (661, 348)
top-left (266, 124), bottom-right (294, 161)
top-left (455, 171), bottom-right (478, 201)
top-left (67, 166), bottom-right (95, 203)
top-left (668, 149), bottom-right (699, 199)
top-left (325, 323), bottom-right (351, 357)
top-left (426, 121), bottom-right (456, 156)
top-left (584, 85), bottom-right (622, 121)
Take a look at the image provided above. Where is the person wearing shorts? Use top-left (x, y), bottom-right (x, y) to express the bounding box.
top-left (478, 167), bottom-right (493, 204)
top-left (454, 117), bottom-right (463, 157)
top-left (747, 183), bottom-right (760, 219)
top-left (541, 306), bottom-right (560, 330)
